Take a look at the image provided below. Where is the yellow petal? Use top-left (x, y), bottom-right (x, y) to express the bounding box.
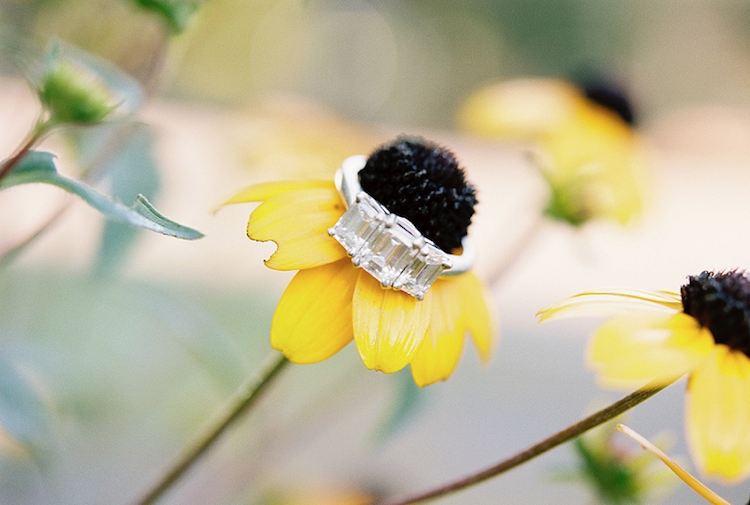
top-left (617, 424), bottom-right (730, 505)
top-left (248, 186), bottom-right (347, 270)
top-left (537, 290), bottom-right (683, 322)
top-left (352, 271), bottom-right (431, 374)
top-left (588, 312), bottom-right (714, 388)
top-left (454, 272), bottom-right (495, 362)
top-left (220, 180), bottom-right (332, 207)
top-left (687, 345), bottom-right (750, 483)
top-left (539, 105), bottom-right (633, 178)
top-left (410, 279), bottom-right (466, 387)
top-left (271, 259), bottom-right (358, 363)
top-left (457, 79), bottom-right (584, 140)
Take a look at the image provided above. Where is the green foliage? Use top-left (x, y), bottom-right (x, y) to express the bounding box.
top-left (0, 359), bottom-right (53, 469)
top-left (0, 268), bottom-right (274, 502)
top-left (0, 151), bottom-right (203, 240)
top-left (131, 0), bottom-right (201, 33)
top-left (65, 125), bottom-right (163, 275)
top-left (573, 436), bottom-right (642, 504)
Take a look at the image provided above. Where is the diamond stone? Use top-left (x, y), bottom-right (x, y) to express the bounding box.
top-left (329, 192), bottom-right (452, 300)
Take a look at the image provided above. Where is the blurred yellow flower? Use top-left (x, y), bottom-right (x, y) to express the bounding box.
top-left (262, 486), bottom-right (375, 505)
top-left (224, 138), bottom-right (494, 386)
top-left (458, 78), bottom-right (646, 226)
top-left (538, 270), bottom-right (750, 483)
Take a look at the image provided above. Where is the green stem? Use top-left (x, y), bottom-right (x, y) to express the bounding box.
top-left (0, 119), bottom-right (53, 182)
top-left (130, 354), bottom-right (290, 505)
top-left (373, 379), bottom-right (672, 505)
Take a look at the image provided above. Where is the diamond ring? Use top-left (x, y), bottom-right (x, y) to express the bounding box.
top-left (328, 155), bottom-right (476, 300)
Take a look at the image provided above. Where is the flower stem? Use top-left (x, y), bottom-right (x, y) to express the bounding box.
top-left (0, 118), bottom-right (52, 183)
top-left (130, 353), bottom-right (290, 505)
top-left (373, 379), bottom-right (672, 505)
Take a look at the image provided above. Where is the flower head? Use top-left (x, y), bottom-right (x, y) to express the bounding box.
top-left (224, 137), bottom-right (494, 386)
top-left (458, 78), bottom-right (645, 226)
top-left (538, 270), bottom-right (750, 482)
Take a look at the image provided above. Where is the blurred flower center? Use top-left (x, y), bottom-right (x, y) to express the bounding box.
top-left (681, 270), bottom-right (750, 356)
top-left (581, 79), bottom-right (636, 126)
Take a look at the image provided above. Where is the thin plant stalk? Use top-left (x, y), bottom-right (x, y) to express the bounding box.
top-left (0, 118), bottom-right (52, 182)
top-left (130, 354), bottom-right (290, 505)
top-left (373, 379), bottom-right (673, 505)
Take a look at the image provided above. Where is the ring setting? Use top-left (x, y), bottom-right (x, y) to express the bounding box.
top-left (328, 155), bottom-right (475, 300)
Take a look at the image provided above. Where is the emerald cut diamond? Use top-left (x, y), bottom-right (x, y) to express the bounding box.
top-left (328, 192), bottom-right (452, 300)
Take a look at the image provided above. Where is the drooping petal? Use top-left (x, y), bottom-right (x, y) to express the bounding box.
top-left (410, 279), bottom-right (465, 387)
top-left (220, 180), bottom-right (332, 206)
top-left (454, 272), bottom-right (495, 361)
top-left (588, 312), bottom-right (714, 388)
top-left (537, 290), bottom-right (683, 322)
top-left (248, 186), bottom-right (347, 270)
top-left (271, 259), bottom-right (358, 363)
top-left (353, 271), bottom-right (432, 374)
top-left (617, 424), bottom-right (730, 505)
top-left (687, 345), bottom-right (750, 482)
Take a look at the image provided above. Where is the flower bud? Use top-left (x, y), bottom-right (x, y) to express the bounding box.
top-left (39, 61), bottom-right (115, 125)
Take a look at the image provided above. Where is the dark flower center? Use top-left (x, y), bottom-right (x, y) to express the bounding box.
top-left (581, 80), bottom-right (635, 126)
top-left (681, 270), bottom-right (750, 356)
top-left (359, 136), bottom-right (477, 253)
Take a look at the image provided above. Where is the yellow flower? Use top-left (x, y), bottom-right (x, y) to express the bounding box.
top-left (458, 78), bottom-right (646, 226)
top-left (224, 137), bottom-right (494, 386)
top-left (538, 270), bottom-right (750, 483)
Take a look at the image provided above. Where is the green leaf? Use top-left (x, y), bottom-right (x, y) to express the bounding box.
top-left (0, 151), bottom-right (203, 240)
top-left (0, 358), bottom-right (53, 468)
top-left (6, 150), bottom-right (57, 176)
top-left (66, 126), bottom-right (162, 275)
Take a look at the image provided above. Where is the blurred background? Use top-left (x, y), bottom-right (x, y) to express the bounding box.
top-left (2, 0), bottom-right (750, 504)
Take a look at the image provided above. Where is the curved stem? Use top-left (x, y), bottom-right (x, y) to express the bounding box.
top-left (0, 118), bottom-right (52, 182)
top-left (374, 379), bottom-right (672, 505)
top-left (130, 353), bottom-right (290, 505)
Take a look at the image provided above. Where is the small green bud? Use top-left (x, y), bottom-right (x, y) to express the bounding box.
top-left (543, 179), bottom-right (591, 227)
top-left (573, 436), bottom-right (642, 504)
top-left (39, 61), bottom-right (115, 125)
